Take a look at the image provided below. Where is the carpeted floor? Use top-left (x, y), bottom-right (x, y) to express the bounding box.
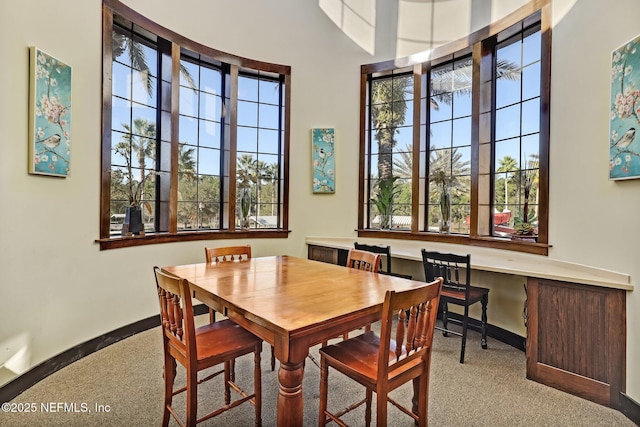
top-left (3, 319), bottom-right (635, 426)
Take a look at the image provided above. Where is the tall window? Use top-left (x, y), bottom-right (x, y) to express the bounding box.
top-left (364, 71), bottom-right (414, 230)
top-left (110, 22), bottom-right (159, 234)
top-left (237, 72), bottom-right (284, 229)
top-left (101, 0), bottom-right (290, 249)
top-left (177, 57), bottom-right (223, 230)
top-left (359, 3), bottom-right (550, 255)
top-left (492, 25), bottom-right (542, 238)
top-left (427, 57), bottom-right (473, 234)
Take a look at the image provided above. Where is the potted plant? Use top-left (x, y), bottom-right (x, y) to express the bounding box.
top-left (239, 184), bottom-right (252, 229)
top-left (113, 121), bottom-right (156, 236)
top-left (237, 156), bottom-right (256, 229)
top-left (430, 169), bottom-right (456, 233)
top-left (372, 176), bottom-right (399, 229)
top-left (511, 163), bottom-right (538, 241)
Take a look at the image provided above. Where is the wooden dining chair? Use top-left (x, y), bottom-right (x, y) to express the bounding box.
top-left (153, 266), bottom-right (262, 427)
top-left (204, 245), bottom-right (276, 371)
top-left (421, 250), bottom-right (489, 363)
top-left (204, 245), bottom-right (252, 324)
top-left (318, 278), bottom-right (443, 427)
top-left (310, 249), bottom-right (383, 367)
top-left (354, 242), bottom-right (413, 279)
top-left (346, 248), bottom-right (381, 273)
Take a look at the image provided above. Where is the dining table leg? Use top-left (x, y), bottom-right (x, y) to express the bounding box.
top-left (277, 360), bottom-right (305, 426)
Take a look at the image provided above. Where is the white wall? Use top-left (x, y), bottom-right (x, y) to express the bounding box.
top-left (0, 0), bottom-right (638, 406)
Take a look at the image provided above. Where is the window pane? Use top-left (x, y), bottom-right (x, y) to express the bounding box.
top-left (494, 139), bottom-right (521, 173)
top-left (200, 67), bottom-right (221, 95)
top-left (239, 76), bottom-right (259, 101)
top-left (430, 98), bottom-right (452, 122)
top-left (522, 62), bottom-right (540, 100)
top-left (112, 28), bottom-right (132, 66)
top-left (495, 104), bottom-right (521, 141)
top-left (522, 134), bottom-right (539, 159)
top-left (180, 60), bottom-right (199, 88)
top-left (200, 92), bottom-right (222, 121)
top-left (429, 121), bottom-right (452, 149)
top-left (132, 73), bottom-right (156, 106)
top-left (135, 40), bottom-right (157, 76)
top-left (521, 98), bottom-right (540, 135)
top-left (112, 62), bottom-right (131, 99)
top-left (395, 126), bottom-right (413, 148)
top-left (112, 97), bottom-right (131, 133)
top-left (497, 39), bottom-right (521, 68)
top-left (496, 76), bottom-right (521, 108)
top-left (198, 147), bottom-right (220, 175)
top-left (259, 103), bottom-right (279, 129)
top-left (453, 90), bottom-right (471, 118)
top-left (178, 144), bottom-right (197, 175)
top-left (238, 100), bottom-right (258, 127)
top-left (180, 85), bottom-right (198, 117)
top-left (198, 120), bottom-right (220, 149)
top-left (258, 129), bottom-right (279, 154)
top-left (179, 116), bottom-right (198, 145)
top-left (259, 79), bottom-right (280, 104)
top-left (238, 126), bottom-right (258, 152)
top-left (523, 31), bottom-right (541, 66)
top-left (452, 117), bottom-right (471, 147)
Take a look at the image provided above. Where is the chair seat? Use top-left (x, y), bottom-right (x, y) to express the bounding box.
top-left (440, 285), bottom-right (489, 304)
top-left (194, 319), bottom-right (263, 361)
top-left (320, 331), bottom-right (423, 390)
top-left (167, 319), bottom-right (262, 367)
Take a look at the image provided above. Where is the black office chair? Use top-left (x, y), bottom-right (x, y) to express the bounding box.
top-left (354, 242), bottom-right (412, 279)
top-left (421, 249), bottom-right (489, 363)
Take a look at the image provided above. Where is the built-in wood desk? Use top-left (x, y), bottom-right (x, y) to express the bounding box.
top-left (306, 236), bottom-right (633, 409)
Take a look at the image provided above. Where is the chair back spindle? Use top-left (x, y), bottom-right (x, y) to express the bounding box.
top-left (154, 268), bottom-right (198, 362)
top-left (380, 284), bottom-right (440, 371)
top-left (354, 242), bottom-right (413, 279)
top-left (346, 249), bottom-right (381, 273)
top-left (205, 245), bottom-right (252, 263)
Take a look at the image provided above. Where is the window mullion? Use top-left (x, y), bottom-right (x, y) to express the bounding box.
top-left (226, 65), bottom-right (239, 230)
top-left (166, 42), bottom-right (180, 233)
top-left (411, 64), bottom-right (422, 233)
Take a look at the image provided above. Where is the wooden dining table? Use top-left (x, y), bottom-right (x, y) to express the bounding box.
top-left (161, 255), bottom-right (427, 426)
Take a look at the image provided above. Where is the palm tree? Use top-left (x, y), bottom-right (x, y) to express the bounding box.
top-left (112, 27), bottom-right (195, 96)
top-left (115, 118), bottom-right (156, 206)
top-left (430, 58), bottom-right (519, 111)
top-left (178, 144), bottom-right (197, 180)
top-left (496, 155), bottom-right (518, 210)
top-left (429, 148), bottom-right (470, 230)
top-left (371, 75), bottom-right (412, 181)
top-left (393, 144), bottom-right (412, 179)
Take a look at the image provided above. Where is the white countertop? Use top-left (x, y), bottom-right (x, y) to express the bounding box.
top-left (306, 236), bottom-right (633, 291)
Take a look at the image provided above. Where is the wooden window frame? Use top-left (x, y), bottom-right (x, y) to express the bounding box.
top-left (358, 0), bottom-right (551, 256)
top-left (99, 0), bottom-right (291, 250)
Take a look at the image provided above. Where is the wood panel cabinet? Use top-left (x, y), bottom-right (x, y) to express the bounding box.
top-left (307, 244), bottom-right (347, 266)
top-left (526, 278), bottom-right (626, 408)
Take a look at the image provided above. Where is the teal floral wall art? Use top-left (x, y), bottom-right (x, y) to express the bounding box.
top-left (29, 47), bottom-right (71, 177)
top-left (610, 35), bottom-right (640, 180)
top-left (312, 128), bottom-right (335, 193)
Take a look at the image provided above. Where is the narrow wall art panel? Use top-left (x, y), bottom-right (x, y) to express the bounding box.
top-left (29, 47), bottom-right (72, 177)
top-left (610, 35), bottom-right (640, 180)
top-left (312, 128), bottom-right (335, 193)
